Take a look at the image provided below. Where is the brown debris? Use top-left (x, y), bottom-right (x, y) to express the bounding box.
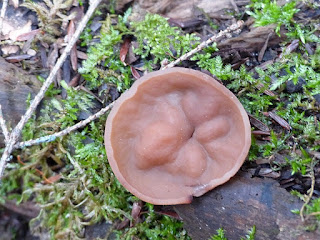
top-left (67, 20), bottom-right (78, 71)
top-left (248, 113), bottom-right (270, 132)
top-left (264, 111), bottom-right (292, 131)
top-left (130, 0), bottom-right (237, 20)
top-left (218, 23), bottom-right (285, 52)
top-left (258, 31), bottom-right (273, 62)
top-left (5, 54), bottom-right (32, 63)
top-left (1, 200), bottom-right (40, 219)
top-left (120, 38), bottom-right (131, 65)
top-left (130, 66), bottom-right (140, 80)
top-left (16, 29), bottom-right (41, 41)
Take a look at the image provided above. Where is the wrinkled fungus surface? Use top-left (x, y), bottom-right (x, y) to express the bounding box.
top-left (105, 68), bottom-right (251, 205)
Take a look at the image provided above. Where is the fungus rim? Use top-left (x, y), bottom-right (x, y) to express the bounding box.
top-left (104, 67), bottom-right (251, 205)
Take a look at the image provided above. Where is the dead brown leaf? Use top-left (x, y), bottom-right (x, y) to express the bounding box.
top-left (120, 38), bottom-right (131, 65)
top-left (67, 20), bottom-right (78, 71)
top-left (130, 66), bottom-right (141, 80)
top-left (248, 113), bottom-right (270, 132)
top-left (16, 29), bottom-right (41, 41)
top-left (1, 45), bottom-right (20, 55)
top-left (6, 54), bottom-right (32, 63)
top-left (8, 20), bottom-right (32, 41)
top-left (264, 111), bottom-right (291, 131)
top-left (45, 174), bottom-right (62, 184)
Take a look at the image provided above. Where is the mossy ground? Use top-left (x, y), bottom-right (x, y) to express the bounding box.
top-left (0, 0), bottom-right (320, 239)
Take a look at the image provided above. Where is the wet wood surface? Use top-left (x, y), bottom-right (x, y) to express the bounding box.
top-left (0, 57), bottom-right (41, 147)
top-left (174, 170), bottom-right (320, 240)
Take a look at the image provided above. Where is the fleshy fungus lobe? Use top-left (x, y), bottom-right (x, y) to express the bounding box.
top-left (105, 67), bottom-right (251, 205)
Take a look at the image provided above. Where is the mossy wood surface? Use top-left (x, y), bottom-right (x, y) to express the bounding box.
top-left (175, 171), bottom-right (320, 240)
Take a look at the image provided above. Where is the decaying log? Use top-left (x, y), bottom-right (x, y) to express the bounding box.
top-left (1, 200), bottom-right (40, 219)
top-left (218, 24), bottom-right (286, 53)
top-left (0, 57), bottom-right (41, 147)
top-left (127, 0), bottom-right (249, 20)
top-left (174, 170), bottom-right (320, 240)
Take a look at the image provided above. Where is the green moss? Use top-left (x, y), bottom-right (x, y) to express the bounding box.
top-left (132, 13), bottom-right (200, 65)
top-left (246, 0), bottom-right (299, 34)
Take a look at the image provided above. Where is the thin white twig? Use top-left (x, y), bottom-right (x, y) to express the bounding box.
top-left (15, 102), bottom-right (114, 149)
top-left (0, 0), bottom-right (103, 178)
top-left (0, 105), bottom-right (10, 143)
top-left (162, 20), bottom-right (244, 69)
top-left (0, 0), bottom-right (8, 35)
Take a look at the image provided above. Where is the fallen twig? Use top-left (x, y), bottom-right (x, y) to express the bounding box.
top-left (300, 165), bottom-right (315, 222)
top-left (0, 0), bottom-right (103, 178)
top-left (0, 0), bottom-right (8, 35)
top-left (0, 104), bottom-right (10, 143)
top-left (15, 102), bottom-right (114, 149)
top-left (162, 20), bottom-right (244, 69)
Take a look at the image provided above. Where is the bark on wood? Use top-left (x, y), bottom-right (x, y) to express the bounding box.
top-left (174, 170), bottom-right (320, 240)
top-left (128, 0), bottom-right (248, 20)
top-left (0, 57), bottom-right (41, 147)
top-left (218, 24), bottom-right (286, 52)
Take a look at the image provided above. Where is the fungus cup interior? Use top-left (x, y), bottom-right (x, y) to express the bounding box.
top-left (105, 67), bottom-right (251, 205)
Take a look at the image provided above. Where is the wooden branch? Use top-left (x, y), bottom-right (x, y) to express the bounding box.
top-left (162, 20), bottom-right (244, 69)
top-left (0, 0), bottom-right (8, 34)
top-left (174, 171), bottom-right (320, 240)
top-left (14, 102), bottom-right (114, 149)
top-left (0, 105), bottom-right (9, 143)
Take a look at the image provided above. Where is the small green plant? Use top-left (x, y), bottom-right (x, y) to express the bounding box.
top-left (289, 147), bottom-right (313, 175)
top-left (209, 226), bottom-right (256, 240)
top-left (305, 198), bottom-right (320, 221)
top-left (79, 15), bottom-right (130, 91)
top-left (246, 0), bottom-right (299, 34)
top-left (210, 228), bottom-right (227, 240)
top-left (117, 204), bottom-right (190, 239)
top-left (132, 13), bottom-right (200, 65)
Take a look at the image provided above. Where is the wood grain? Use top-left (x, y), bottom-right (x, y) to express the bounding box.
top-left (0, 57), bottom-right (41, 147)
top-left (174, 170), bottom-right (320, 240)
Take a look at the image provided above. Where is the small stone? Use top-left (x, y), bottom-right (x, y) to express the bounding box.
top-left (1, 45), bottom-right (19, 55)
top-left (313, 94), bottom-right (320, 104)
top-left (27, 49), bottom-right (36, 56)
top-left (286, 77), bottom-right (306, 93)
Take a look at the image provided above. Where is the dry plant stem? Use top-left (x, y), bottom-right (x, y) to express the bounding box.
top-left (306, 211), bottom-right (320, 220)
top-left (162, 20), bottom-right (244, 70)
top-left (0, 0), bottom-right (103, 178)
top-left (300, 167), bottom-right (315, 221)
top-left (0, 105), bottom-right (10, 143)
top-left (15, 102), bottom-right (114, 149)
top-left (0, 0), bottom-right (8, 34)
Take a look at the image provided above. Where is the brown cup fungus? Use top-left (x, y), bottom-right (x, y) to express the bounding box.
top-left (105, 67), bottom-right (251, 205)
